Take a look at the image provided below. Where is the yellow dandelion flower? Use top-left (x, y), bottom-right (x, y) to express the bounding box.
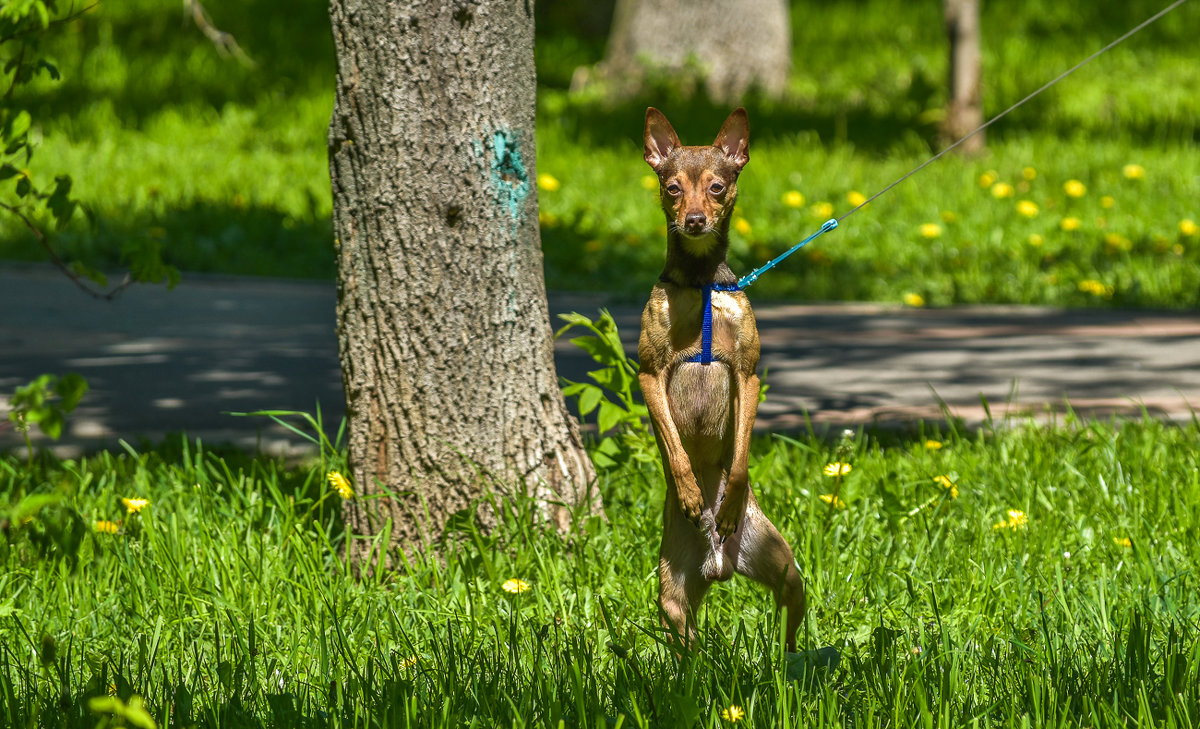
top-left (1113, 537), bottom-right (1132, 548)
top-left (823, 462), bottom-right (852, 477)
top-left (1063, 179), bottom-right (1086, 198)
top-left (847, 190), bottom-right (867, 207)
top-left (1100, 195), bottom-right (1115, 209)
top-left (1028, 233), bottom-right (1043, 246)
top-left (1060, 217), bottom-right (1081, 232)
top-left (978, 171), bottom-right (997, 188)
top-left (398, 654), bottom-right (420, 669)
top-left (811, 201), bottom-right (834, 219)
top-left (720, 705), bottom-right (746, 723)
top-left (327, 471), bottom-right (354, 499)
top-left (918, 223), bottom-right (942, 239)
top-left (1022, 166), bottom-right (1037, 181)
top-left (992, 509), bottom-right (1028, 530)
top-left (818, 493), bottom-right (847, 508)
top-left (1122, 164), bottom-right (1145, 180)
top-left (1104, 233), bottom-right (1132, 252)
top-left (990, 182), bottom-right (1014, 199)
top-left (584, 239), bottom-right (604, 253)
top-left (502, 578), bottom-right (530, 594)
top-left (933, 475), bottom-right (959, 499)
top-left (95, 520), bottom-right (119, 534)
top-left (940, 211), bottom-right (957, 224)
top-left (733, 218), bottom-right (751, 235)
top-left (1078, 279), bottom-right (1114, 298)
top-left (1016, 200), bottom-right (1039, 218)
top-left (903, 292), bottom-right (926, 307)
top-left (641, 175), bottom-right (659, 190)
top-left (121, 498), bottom-right (150, 514)
top-left (536, 173), bottom-right (560, 192)
top-left (924, 439), bottom-right (943, 450)
top-left (1180, 219), bottom-right (1198, 237)
top-left (782, 190), bottom-right (805, 208)
top-left (1173, 244), bottom-right (1184, 255)
top-left (538, 210), bottom-right (558, 227)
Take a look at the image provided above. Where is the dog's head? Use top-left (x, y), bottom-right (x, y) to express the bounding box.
top-left (644, 108), bottom-right (749, 241)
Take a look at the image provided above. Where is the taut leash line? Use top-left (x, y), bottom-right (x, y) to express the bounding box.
top-left (736, 0), bottom-right (1190, 291)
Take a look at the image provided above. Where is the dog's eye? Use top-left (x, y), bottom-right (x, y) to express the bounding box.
top-left (709, 182), bottom-right (725, 194)
top-left (666, 183), bottom-right (682, 196)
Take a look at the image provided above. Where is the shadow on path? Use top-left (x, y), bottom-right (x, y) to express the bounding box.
top-left (3, 267), bottom-right (1198, 456)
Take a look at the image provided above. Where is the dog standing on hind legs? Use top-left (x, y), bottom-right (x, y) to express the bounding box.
top-left (638, 107), bottom-right (806, 651)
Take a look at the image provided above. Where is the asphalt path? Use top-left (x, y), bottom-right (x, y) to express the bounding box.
top-left (3, 264), bottom-right (1199, 457)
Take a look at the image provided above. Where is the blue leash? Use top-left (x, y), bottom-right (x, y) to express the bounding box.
top-left (681, 218), bottom-right (838, 364)
top-left (738, 217), bottom-right (838, 289)
top-left (684, 219), bottom-right (837, 365)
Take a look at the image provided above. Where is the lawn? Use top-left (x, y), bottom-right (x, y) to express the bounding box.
top-left (4, 2), bottom-right (1200, 727)
top-left (1, 0), bottom-right (1198, 305)
top-left (3, 415), bottom-right (1199, 727)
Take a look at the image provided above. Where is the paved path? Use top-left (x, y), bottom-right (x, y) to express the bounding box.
top-left (3, 265), bottom-right (1198, 457)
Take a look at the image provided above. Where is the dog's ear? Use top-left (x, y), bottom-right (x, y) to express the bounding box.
top-left (644, 108), bottom-right (681, 172)
top-left (713, 108), bottom-right (749, 170)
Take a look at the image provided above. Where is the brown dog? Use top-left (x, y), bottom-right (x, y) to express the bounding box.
top-left (638, 107), bottom-right (806, 650)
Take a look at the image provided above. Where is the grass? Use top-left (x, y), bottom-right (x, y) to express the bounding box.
top-left (2, 0), bottom-right (1198, 305)
top-left (3, 414), bottom-right (1199, 727)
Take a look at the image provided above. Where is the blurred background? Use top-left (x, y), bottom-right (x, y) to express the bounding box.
top-left (3, 0), bottom-right (1198, 306)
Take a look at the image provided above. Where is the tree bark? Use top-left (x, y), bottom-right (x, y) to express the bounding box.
top-left (328, 0), bottom-right (599, 566)
top-left (598, 0), bottom-right (791, 103)
top-left (943, 0), bottom-right (984, 154)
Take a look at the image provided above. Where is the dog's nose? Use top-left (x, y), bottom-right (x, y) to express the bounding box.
top-left (684, 212), bottom-right (706, 233)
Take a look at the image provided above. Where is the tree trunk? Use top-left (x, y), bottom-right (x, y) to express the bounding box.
top-left (327, 0), bottom-right (600, 567)
top-left (943, 0), bottom-right (984, 154)
top-left (598, 0), bottom-right (791, 103)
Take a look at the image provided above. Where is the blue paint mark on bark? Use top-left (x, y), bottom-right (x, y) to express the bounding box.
top-left (486, 129), bottom-right (529, 221)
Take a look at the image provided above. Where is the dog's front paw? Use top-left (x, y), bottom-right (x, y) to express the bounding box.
top-left (675, 475), bottom-right (705, 526)
top-left (715, 486), bottom-right (747, 538)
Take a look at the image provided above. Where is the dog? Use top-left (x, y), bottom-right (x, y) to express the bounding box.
top-left (638, 107), bottom-right (806, 651)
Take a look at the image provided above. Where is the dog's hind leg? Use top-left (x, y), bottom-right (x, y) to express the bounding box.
top-left (734, 495), bottom-right (806, 651)
top-left (657, 493), bottom-right (713, 649)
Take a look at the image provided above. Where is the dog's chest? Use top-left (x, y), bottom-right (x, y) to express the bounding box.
top-left (660, 288), bottom-right (748, 357)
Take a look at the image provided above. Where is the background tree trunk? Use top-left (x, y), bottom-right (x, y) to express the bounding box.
top-left (943, 0), bottom-right (984, 153)
top-left (598, 0), bottom-right (791, 103)
top-left (328, 0), bottom-right (600, 566)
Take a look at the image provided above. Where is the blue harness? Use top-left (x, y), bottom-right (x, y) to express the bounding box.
top-left (683, 283), bottom-right (741, 365)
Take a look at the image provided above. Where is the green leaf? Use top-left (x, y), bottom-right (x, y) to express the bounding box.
top-left (591, 450), bottom-right (617, 469)
top-left (597, 400), bottom-right (624, 434)
top-left (35, 59), bottom-right (60, 81)
top-left (88, 696), bottom-right (125, 715)
top-left (7, 110), bottom-right (31, 141)
top-left (124, 696), bottom-right (157, 729)
top-left (55, 373), bottom-right (88, 411)
top-left (39, 409), bottom-right (64, 439)
top-left (568, 335), bottom-right (617, 363)
top-left (0, 164), bottom-right (19, 180)
top-left (577, 385), bottom-right (602, 416)
top-left (594, 438), bottom-right (621, 456)
top-left (559, 381), bottom-right (586, 397)
top-left (554, 311), bottom-right (594, 338)
top-left (68, 261), bottom-right (108, 287)
top-left (45, 175), bottom-right (77, 228)
top-left (15, 175), bottom-right (31, 198)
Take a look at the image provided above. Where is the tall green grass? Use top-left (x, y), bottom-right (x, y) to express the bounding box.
top-left (3, 414), bottom-right (1199, 727)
